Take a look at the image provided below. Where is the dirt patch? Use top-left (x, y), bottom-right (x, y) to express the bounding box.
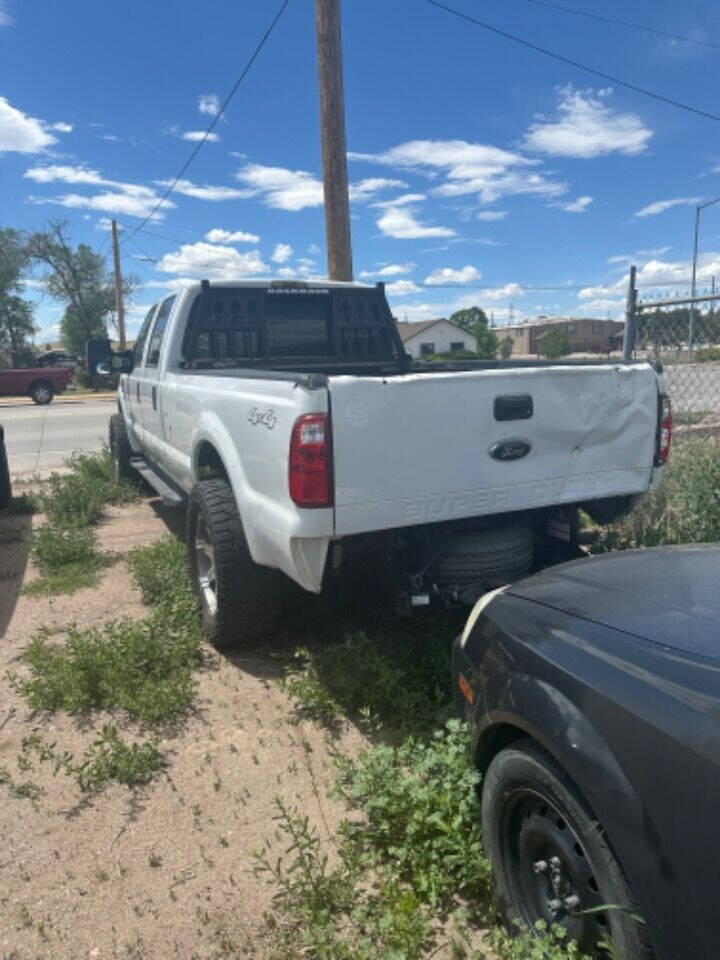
top-left (0, 499), bottom-right (368, 959)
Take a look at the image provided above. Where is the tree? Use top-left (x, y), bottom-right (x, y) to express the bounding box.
top-left (450, 305), bottom-right (498, 360)
top-left (27, 220), bottom-right (132, 356)
top-left (0, 227), bottom-right (37, 366)
top-left (537, 327), bottom-right (571, 359)
top-left (499, 336), bottom-right (513, 360)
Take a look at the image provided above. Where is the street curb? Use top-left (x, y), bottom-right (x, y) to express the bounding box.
top-left (0, 394), bottom-right (117, 408)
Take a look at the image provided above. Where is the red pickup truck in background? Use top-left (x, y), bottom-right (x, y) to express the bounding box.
top-left (0, 367), bottom-right (74, 404)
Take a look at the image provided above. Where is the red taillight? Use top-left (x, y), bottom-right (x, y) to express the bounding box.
top-left (289, 413), bottom-right (332, 507)
top-left (659, 396), bottom-right (672, 463)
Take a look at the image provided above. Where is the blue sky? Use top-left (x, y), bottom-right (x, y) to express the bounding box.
top-left (2, 0), bottom-right (720, 342)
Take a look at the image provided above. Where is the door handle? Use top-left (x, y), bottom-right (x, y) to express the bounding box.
top-left (152, 386), bottom-right (157, 410)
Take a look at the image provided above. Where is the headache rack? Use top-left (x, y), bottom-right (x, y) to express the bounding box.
top-left (181, 280), bottom-right (409, 371)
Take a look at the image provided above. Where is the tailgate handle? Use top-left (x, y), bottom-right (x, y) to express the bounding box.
top-left (494, 394), bottom-right (533, 421)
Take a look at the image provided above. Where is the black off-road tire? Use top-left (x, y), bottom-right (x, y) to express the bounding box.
top-left (434, 525), bottom-right (533, 592)
top-left (29, 381), bottom-right (54, 405)
top-left (482, 739), bottom-right (654, 960)
top-left (109, 413), bottom-right (136, 484)
top-left (187, 479), bottom-right (282, 647)
top-left (0, 425), bottom-right (11, 509)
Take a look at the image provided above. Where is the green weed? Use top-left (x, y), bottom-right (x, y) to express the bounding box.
top-left (24, 525), bottom-right (114, 596)
top-left (23, 725), bottom-right (165, 791)
top-left (281, 621), bottom-right (459, 735)
top-left (0, 764), bottom-right (43, 800)
top-left (127, 536), bottom-right (192, 607)
top-left (7, 493), bottom-right (39, 514)
top-left (10, 605), bottom-right (202, 727)
top-left (593, 436), bottom-right (720, 551)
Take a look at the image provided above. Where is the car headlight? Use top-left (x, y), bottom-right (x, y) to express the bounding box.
top-left (459, 585), bottom-right (508, 649)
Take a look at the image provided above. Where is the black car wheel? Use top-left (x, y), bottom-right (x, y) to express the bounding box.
top-left (0, 425), bottom-right (11, 509)
top-left (109, 413), bottom-right (136, 484)
top-left (30, 381), bottom-right (54, 405)
top-left (482, 739), bottom-right (653, 959)
top-left (187, 479), bottom-right (282, 647)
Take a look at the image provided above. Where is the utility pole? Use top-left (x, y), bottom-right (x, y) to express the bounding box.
top-left (315, 0), bottom-right (353, 281)
top-left (623, 264), bottom-right (637, 362)
top-left (111, 219), bottom-right (126, 350)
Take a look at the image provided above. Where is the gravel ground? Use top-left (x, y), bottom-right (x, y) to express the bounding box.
top-left (0, 499), bottom-right (368, 960)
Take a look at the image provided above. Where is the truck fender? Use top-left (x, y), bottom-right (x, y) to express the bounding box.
top-left (190, 414), bottom-right (262, 560)
top-left (474, 673), bottom-right (676, 898)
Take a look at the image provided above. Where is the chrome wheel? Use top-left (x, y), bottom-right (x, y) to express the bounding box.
top-left (194, 515), bottom-right (218, 616)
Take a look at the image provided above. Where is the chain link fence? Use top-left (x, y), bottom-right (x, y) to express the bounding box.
top-left (626, 272), bottom-right (720, 431)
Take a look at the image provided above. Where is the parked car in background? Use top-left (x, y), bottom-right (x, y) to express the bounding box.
top-left (452, 545), bottom-right (720, 960)
top-left (105, 278), bottom-right (668, 647)
top-left (34, 350), bottom-right (77, 369)
top-left (0, 366), bottom-right (74, 404)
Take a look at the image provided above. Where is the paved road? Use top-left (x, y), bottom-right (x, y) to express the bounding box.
top-left (1, 398), bottom-right (115, 479)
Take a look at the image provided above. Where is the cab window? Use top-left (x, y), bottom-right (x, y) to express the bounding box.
top-left (133, 305), bottom-right (157, 366)
top-left (145, 296), bottom-right (176, 368)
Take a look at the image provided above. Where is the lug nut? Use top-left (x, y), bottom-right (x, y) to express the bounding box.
top-left (533, 860), bottom-right (548, 874)
top-left (549, 856), bottom-right (562, 870)
top-left (563, 895), bottom-right (581, 911)
top-left (547, 898), bottom-right (562, 913)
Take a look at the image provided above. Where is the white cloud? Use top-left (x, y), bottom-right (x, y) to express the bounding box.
top-left (204, 227), bottom-right (260, 244)
top-left (579, 252), bottom-right (720, 301)
top-left (349, 177), bottom-right (407, 200)
top-left (579, 298), bottom-right (626, 316)
top-left (0, 97), bottom-right (57, 154)
top-left (392, 302), bottom-right (437, 321)
top-left (271, 243), bottom-right (293, 263)
top-left (424, 265), bottom-right (480, 286)
top-left (235, 163), bottom-right (324, 211)
top-left (307, 243), bottom-right (321, 256)
top-left (198, 93), bottom-right (221, 118)
top-left (524, 86), bottom-right (652, 158)
top-left (479, 282), bottom-right (525, 301)
top-left (49, 122), bottom-right (73, 133)
top-left (606, 246), bottom-right (670, 265)
top-left (155, 177), bottom-right (251, 201)
top-left (181, 130), bottom-right (220, 143)
top-left (29, 190), bottom-right (173, 220)
top-left (0, 2), bottom-right (13, 26)
top-left (156, 242), bottom-right (269, 279)
top-left (377, 205), bottom-right (456, 239)
top-left (352, 139), bottom-right (565, 204)
top-left (101, 134), bottom-right (121, 142)
top-left (476, 210), bottom-right (507, 221)
top-left (634, 196), bottom-right (702, 218)
top-left (25, 164), bottom-right (175, 219)
top-left (374, 192), bottom-right (427, 208)
top-left (385, 279), bottom-right (421, 296)
top-left (359, 262), bottom-right (415, 278)
top-left (558, 195), bottom-right (593, 213)
top-left (25, 164), bottom-right (106, 185)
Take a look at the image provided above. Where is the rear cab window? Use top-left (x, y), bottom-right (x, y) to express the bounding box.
top-left (181, 286), bottom-right (399, 367)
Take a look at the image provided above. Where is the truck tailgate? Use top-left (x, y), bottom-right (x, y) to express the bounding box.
top-left (329, 364), bottom-right (659, 536)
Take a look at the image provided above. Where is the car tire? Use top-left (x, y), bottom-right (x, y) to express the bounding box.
top-left (434, 525), bottom-right (533, 595)
top-left (0, 425), bottom-right (11, 509)
top-left (30, 381), bottom-right (54, 405)
top-left (482, 739), bottom-right (654, 959)
top-left (109, 413), bottom-right (136, 484)
top-left (187, 479), bottom-right (281, 647)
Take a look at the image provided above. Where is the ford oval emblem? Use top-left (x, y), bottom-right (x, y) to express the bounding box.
top-left (489, 438), bottom-right (532, 462)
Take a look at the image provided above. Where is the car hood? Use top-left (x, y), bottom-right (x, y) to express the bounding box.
top-left (506, 544), bottom-right (720, 659)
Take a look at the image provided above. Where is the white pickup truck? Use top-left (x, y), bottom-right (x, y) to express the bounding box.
top-left (105, 279), bottom-right (670, 646)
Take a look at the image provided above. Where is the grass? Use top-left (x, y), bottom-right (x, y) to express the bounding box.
top-left (264, 441), bottom-right (720, 958)
top-left (281, 617), bottom-right (463, 735)
top-left (24, 446), bottom-right (138, 596)
top-left (592, 436), bottom-right (720, 551)
top-left (8, 534), bottom-right (203, 794)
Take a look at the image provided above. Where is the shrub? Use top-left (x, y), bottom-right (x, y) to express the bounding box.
top-left (694, 347), bottom-right (720, 363)
top-left (593, 436), bottom-right (720, 550)
top-left (127, 536), bottom-right (191, 607)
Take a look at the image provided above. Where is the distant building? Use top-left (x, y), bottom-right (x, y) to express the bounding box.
top-left (500, 317), bottom-right (624, 356)
top-left (396, 319), bottom-right (477, 358)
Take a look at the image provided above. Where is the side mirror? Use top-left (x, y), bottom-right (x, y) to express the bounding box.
top-left (96, 361), bottom-right (112, 376)
top-left (96, 352), bottom-right (134, 376)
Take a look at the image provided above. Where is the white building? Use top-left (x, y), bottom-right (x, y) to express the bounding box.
top-left (396, 319), bottom-right (477, 358)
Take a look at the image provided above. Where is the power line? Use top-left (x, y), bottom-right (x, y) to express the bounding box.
top-left (526, 0), bottom-right (720, 51)
top-left (425, 0), bottom-right (720, 122)
top-left (123, 0), bottom-right (290, 244)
